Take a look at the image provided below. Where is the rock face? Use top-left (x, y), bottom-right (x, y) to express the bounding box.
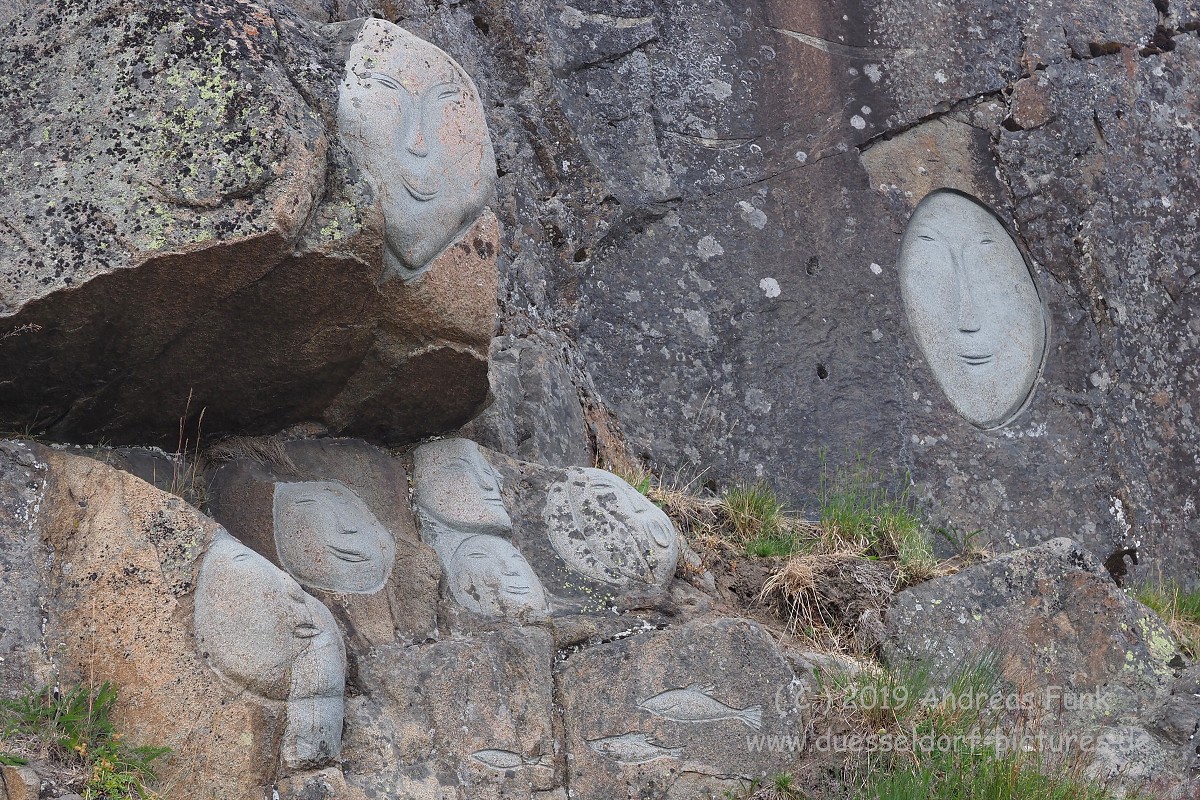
top-left (222, 0), bottom-right (1198, 586)
top-left (0, 2), bottom-right (498, 446)
top-left (882, 538), bottom-right (1198, 796)
top-left (1, 443), bottom-right (281, 800)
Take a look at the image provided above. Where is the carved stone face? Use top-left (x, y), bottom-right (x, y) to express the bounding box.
top-left (193, 532), bottom-right (346, 767)
top-left (898, 190), bottom-right (1049, 429)
top-left (446, 534), bottom-right (547, 617)
top-left (545, 468), bottom-right (681, 587)
top-left (412, 438), bottom-right (511, 536)
top-left (273, 481), bottom-right (396, 594)
top-left (337, 19), bottom-right (497, 279)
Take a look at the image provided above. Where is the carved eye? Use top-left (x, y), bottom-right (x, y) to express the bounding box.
top-left (917, 235), bottom-right (935, 242)
top-left (467, 551), bottom-right (489, 559)
top-left (979, 238), bottom-right (995, 245)
top-left (438, 86), bottom-right (462, 101)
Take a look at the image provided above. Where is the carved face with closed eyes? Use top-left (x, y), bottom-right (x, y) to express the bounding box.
top-left (898, 190), bottom-right (1049, 429)
top-left (337, 19), bottom-right (497, 279)
top-left (273, 481), bottom-right (396, 594)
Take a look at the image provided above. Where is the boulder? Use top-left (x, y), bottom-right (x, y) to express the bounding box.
top-left (0, 3), bottom-right (498, 446)
top-left (3, 442), bottom-right (283, 799)
top-left (882, 538), bottom-right (1178, 693)
top-left (555, 617), bottom-right (806, 800)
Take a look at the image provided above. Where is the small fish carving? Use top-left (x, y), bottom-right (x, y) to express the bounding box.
top-left (587, 733), bottom-right (683, 764)
top-left (469, 749), bottom-right (549, 770)
top-left (638, 683), bottom-right (763, 730)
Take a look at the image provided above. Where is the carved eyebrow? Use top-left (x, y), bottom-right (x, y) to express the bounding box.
top-left (355, 70), bottom-right (408, 94)
top-left (294, 498), bottom-right (317, 504)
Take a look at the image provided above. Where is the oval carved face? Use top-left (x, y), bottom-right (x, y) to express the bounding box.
top-left (336, 19), bottom-right (497, 279)
top-left (272, 481), bottom-right (396, 595)
top-left (447, 534), bottom-right (548, 617)
top-left (412, 438), bottom-right (511, 537)
top-left (544, 467), bottom-right (681, 587)
top-left (898, 190), bottom-right (1049, 429)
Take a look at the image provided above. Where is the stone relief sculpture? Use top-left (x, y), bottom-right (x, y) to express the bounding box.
top-left (898, 189), bottom-right (1050, 429)
top-left (273, 480), bottom-right (396, 594)
top-left (637, 684), bottom-right (763, 729)
top-left (193, 531), bottom-right (347, 769)
top-left (412, 437), bottom-right (512, 540)
top-left (587, 733), bottom-right (684, 764)
top-left (444, 533), bottom-right (549, 617)
top-left (544, 467), bottom-right (681, 587)
top-left (336, 19), bottom-right (498, 280)
top-left (413, 438), bottom-right (549, 617)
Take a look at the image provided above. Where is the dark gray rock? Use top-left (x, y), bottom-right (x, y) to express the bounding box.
top-left (0, 441), bottom-right (50, 700)
top-left (555, 617), bottom-right (806, 800)
top-left (460, 333), bottom-right (592, 469)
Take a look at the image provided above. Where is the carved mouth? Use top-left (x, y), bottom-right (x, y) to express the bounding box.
top-left (959, 353), bottom-right (994, 366)
top-left (398, 172), bottom-right (439, 201)
top-left (328, 545), bottom-right (370, 562)
top-left (505, 585), bottom-right (531, 595)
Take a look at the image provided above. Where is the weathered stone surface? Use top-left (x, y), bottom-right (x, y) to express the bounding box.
top-left (555, 617), bottom-right (805, 800)
top-left (0, 442), bottom-right (51, 700)
top-left (884, 538), bottom-right (1199, 794)
top-left (207, 437), bottom-right (440, 647)
top-left (459, 333), bottom-right (592, 469)
top-left (0, 3), bottom-right (497, 446)
top-left (13, 443), bottom-right (281, 800)
top-left (883, 538), bottom-right (1179, 691)
top-left (341, 628), bottom-right (557, 799)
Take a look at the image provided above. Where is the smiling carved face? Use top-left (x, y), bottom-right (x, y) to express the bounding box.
top-left (336, 19), bottom-right (496, 279)
top-left (448, 534), bottom-right (547, 616)
top-left (898, 190), bottom-right (1049, 429)
top-left (273, 481), bottom-right (396, 594)
top-left (412, 438), bottom-right (512, 536)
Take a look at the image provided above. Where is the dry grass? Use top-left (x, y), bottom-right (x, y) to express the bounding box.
top-left (204, 434), bottom-right (296, 472)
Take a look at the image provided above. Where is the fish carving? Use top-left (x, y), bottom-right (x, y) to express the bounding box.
top-left (587, 733), bottom-right (683, 764)
top-left (470, 749), bottom-right (550, 770)
top-left (638, 683), bottom-right (763, 730)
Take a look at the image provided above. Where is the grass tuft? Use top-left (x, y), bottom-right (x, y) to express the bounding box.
top-left (0, 682), bottom-right (169, 800)
top-left (1134, 579), bottom-right (1200, 658)
top-left (818, 450), bottom-right (937, 585)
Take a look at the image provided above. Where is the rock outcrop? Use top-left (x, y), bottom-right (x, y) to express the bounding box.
top-left (0, 4), bottom-right (498, 447)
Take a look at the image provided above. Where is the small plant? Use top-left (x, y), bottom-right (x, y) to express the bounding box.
top-left (722, 482), bottom-right (809, 558)
top-left (818, 449), bottom-right (936, 585)
top-left (1134, 579), bottom-right (1200, 658)
top-left (934, 524), bottom-right (987, 562)
top-left (0, 682), bottom-right (170, 800)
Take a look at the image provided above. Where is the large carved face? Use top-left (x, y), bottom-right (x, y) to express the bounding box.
top-left (412, 438), bottom-right (511, 536)
top-left (446, 534), bottom-right (547, 617)
top-left (273, 481), bottom-right (396, 594)
top-left (194, 532), bottom-right (346, 704)
top-left (898, 190), bottom-right (1049, 429)
top-left (544, 468), bottom-right (681, 587)
top-left (337, 19), bottom-right (497, 279)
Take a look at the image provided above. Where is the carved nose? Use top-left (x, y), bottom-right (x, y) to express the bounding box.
top-left (953, 251), bottom-right (981, 333)
top-left (405, 125), bottom-right (429, 157)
